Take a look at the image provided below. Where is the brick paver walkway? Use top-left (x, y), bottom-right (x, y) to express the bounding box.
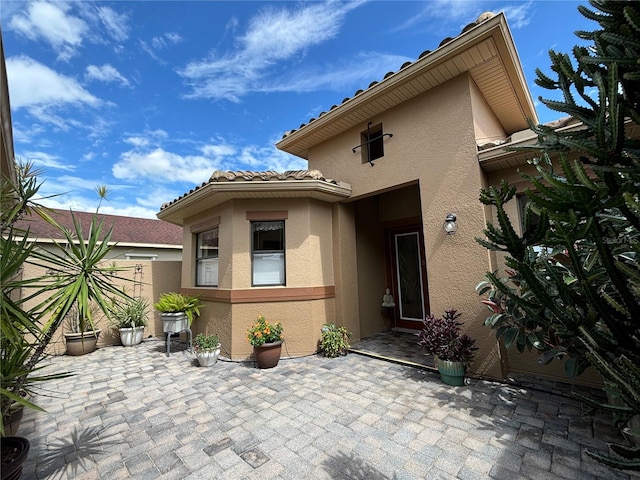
top-left (17, 338), bottom-right (640, 479)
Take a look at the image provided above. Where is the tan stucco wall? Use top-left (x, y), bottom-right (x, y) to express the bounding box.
top-left (180, 197), bottom-right (338, 359)
top-left (470, 78), bottom-right (507, 145)
top-left (307, 73), bottom-right (505, 379)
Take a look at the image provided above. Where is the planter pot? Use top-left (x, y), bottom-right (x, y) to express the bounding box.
top-left (253, 341), bottom-right (283, 369)
top-left (64, 329), bottom-right (101, 356)
top-left (161, 312), bottom-right (189, 333)
top-left (1, 436), bottom-right (30, 480)
top-left (437, 358), bottom-right (466, 386)
top-left (195, 344), bottom-right (221, 367)
top-left (2, 405), bottom-right (24, 438)
top-left (119, 326), bottom-right (145, 347)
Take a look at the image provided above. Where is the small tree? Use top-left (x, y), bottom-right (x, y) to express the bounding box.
top-left (476, 0), bottom-right (640, 469)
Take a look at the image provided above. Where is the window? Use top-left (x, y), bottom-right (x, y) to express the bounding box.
top-left (251, 220), bottom-right (285, 286)
top-left (196, 228), bottom-right (219, 286)
top-left (360, 123), bottom-right (384, 164)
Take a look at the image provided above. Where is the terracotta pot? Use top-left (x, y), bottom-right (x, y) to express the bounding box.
top-left (253, 341), bottom-right (283, 369)
top-left (64, 329), bottom-right (101, 356)
top-left (437, 358), bottom-right (466, 386)
top-left (0, 436), bottom-right (30, 480)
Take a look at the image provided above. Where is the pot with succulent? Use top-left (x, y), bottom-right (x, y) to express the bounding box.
top-left (109, 296), bottom-right (149, 347)
top-left (417, 309), bottom-right (477, 386)
top-left (246, 315), bottom-right (284, 369)
top-left (193, 332), bottom-right (221, 367)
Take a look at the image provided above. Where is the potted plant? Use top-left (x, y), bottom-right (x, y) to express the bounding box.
top-left (246, 315), bottom-right (284, 369)
top-left (1, 168), bottom-right (130, 477)
top-left (108, 296), bottom-right (149, 347)
top-left (417, 309), bottom-right (477, 386)
top-left (62, 304), bottom-right (102, 356)
top-left (193, 332), bottom-right (221, 367)
top-left (153, 292), bottom-right (204, 334)
top-left (319, 323), bottom-right (351, 357)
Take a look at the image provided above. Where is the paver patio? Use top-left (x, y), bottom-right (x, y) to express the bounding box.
top-left (17, 338), bottom-right (640, 479)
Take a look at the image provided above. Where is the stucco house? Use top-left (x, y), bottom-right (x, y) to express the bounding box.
top-left (156, 12), bottom-right (605, 384)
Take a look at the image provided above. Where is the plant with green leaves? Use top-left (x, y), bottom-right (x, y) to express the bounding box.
top-left (193, 333), bottom-right (220, 351)
top-left (108, 296), bottom-right (149, 329)
top-left (153, 292), bottom-right (203, 326)
top-left (476, 0), bottom-right (640, 470)
top-left (319, 323), bottom-right (351, 357)
top-left (1, 164), bottom-right (132, 434)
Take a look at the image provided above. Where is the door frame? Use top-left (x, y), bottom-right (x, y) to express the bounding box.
top-left (384, 224), bottom-right (430, 330)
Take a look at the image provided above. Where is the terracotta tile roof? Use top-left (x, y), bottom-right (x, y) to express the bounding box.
top-left (160, 169), bottom-right (338, 211)
top-left (280, 12), bottom-right (496, 140)
top-left (14, 208), bottom-right (182, 246)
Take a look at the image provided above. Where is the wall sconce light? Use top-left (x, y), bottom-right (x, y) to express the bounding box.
top-left (443, 213), bottom-right (457, 235)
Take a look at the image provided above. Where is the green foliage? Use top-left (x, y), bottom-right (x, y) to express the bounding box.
top-left (153, 292), bottom-right (203, 326)
top-left (0, 163), bottom-right (132, 434)
top-left (417, 309), bottom-right (477, 366)
top-left (319, 323), bottom-right (351, 358)
top-left (246, 314), bottom-right (283, 347)
top-left (108, 296), bottom-right (149, 329)
top-left (476, 0), bottom-right (640, 470)
top-left (193, 333), bottom-right (220, 351)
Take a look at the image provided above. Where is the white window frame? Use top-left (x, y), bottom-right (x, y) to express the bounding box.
top-left (251, 220), bottom-right (285, 286)
top-left (196, 227), bottom-right (219, 287)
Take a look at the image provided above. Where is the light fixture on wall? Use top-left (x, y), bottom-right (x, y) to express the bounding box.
top-left (443, 213), bottom-right (457, 235)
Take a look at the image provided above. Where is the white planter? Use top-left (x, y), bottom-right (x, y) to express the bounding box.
top-left (161, 312), bottom-right (189, 333)
top-left (195, 345), bottom-right (221, 367)
top-left (119, 326), bottom-right (145, 346)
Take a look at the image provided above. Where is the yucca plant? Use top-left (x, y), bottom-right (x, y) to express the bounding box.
top-left (1, 164), bottom-right (132, 434)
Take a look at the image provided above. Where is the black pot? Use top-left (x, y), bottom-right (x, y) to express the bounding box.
top-left (1, 437), bottom-right (30, 480)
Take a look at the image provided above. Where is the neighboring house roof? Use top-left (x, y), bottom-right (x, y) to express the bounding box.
top-left (158, 169), bottom-right (352, 225)
top-left (276, 12), bottom-right (537, 160)
top-left (15, 208), bottom-right (183, 247)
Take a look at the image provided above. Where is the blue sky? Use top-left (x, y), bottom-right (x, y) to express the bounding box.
top-left (2, 0), bottom-right (593, 218)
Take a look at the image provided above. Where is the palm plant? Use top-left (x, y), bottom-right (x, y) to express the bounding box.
top-left (1, 163), bottom-right (132, 434)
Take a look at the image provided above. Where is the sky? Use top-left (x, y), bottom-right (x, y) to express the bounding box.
top-left (1, 0), bottom-right (594, 219)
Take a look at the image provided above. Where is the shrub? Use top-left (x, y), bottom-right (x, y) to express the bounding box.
top-left (319, 323), bottom-right (351, 357)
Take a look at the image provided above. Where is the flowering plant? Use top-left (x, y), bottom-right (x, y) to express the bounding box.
top-left (193, 332), bottom-right (220, 351)
top-left (246, 315), bottom-right (283, 347)
top-left (417, 309), bottom-right (477, 366)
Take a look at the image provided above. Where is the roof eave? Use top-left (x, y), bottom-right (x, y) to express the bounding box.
top-left (157, 179), bottom-right (352, 225)
top-left (276, 12), bottom-right (537, 159)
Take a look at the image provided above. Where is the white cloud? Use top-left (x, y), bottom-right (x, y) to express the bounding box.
top-left (97, 6), bottom-right (130, 42)
top-left (85, 64), bottom-right (130, 86)
top-left (7, 56), bottom-right (100, 109)
top-left (9, 1), bottom-right (89, 61)
top-left (19, 150), bottom-right (75, 171)
top-left (178, 1), bottom-right (364, 101)
top-left (123, 129), bottom-right (168, 148)
top-left (113, 148), bottom-right (218, 184)
top-left (262, 53), bottom-right (411, 94)
top-left (501, 3), bottom-right (535, 29)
